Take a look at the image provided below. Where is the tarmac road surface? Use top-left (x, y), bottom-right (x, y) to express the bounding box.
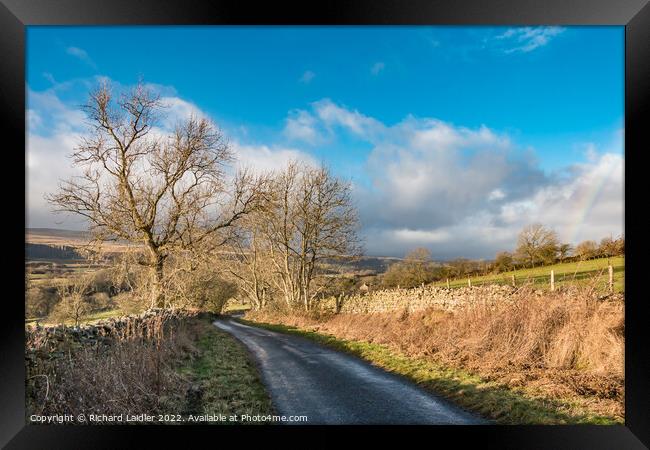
top-left (214, 317), bottom-right (488, 425)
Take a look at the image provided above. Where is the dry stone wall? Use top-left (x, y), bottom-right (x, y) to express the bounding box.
top-left (25, 308), bottom-right (196, 359)
top-left (318, 284), bottom-right (622, 314)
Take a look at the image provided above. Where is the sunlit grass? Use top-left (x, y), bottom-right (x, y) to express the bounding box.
top-left (223, 302), bottom-right (252, 314)
top-left (25, 308), bottom-right (124, 327)
top-left (432, 256), bottom-right (624, 293)
top-left (176, 318), bottom-right (273, 422)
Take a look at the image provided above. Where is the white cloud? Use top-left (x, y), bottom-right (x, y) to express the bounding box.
top-left (66, 46), bottom-right (97, 69)
top-left (26, 83), bottom-right (99, 228)
top-left (391, 228), bottom-right (451, 244)
top-left (27, 109), bottom-right (42, 130)
top-left (362, 150), bottom-right (623, 259)
top-left (27, 88), bottom-right (87, 135)
top-left (583, 143), bottom-right (600, 162)
top-left (283, 99), bottom-right (386, 143)
top-left (26, 129), bottom-right (84, 228)
top-left (232, 142), bottom-right (316, 173)
top-left (361, 118), bottom-right (543, 232)
top-left (488, 189), bottom-right (506, 201)
top-left (283, 109), bottom-right (322, 145)
top-left (392, 151), bottom-right (623, 259)
top-left (494, 27), bottom-right (565, 53)
top-left (159, 96), bottom-right (210, 130)
top-left (313, 99), bottom-right (385, 139)
top-left (299, 70), bottom-right (315, 84)
top-left (43, 72), bottom-right (57, 85)
top-left (283, 99), bottom-right (622, 258)
top-left (370, 62), bottom-right (385, 75)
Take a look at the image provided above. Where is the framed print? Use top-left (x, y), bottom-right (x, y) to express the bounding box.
top-left (2, 0), bottom-right (649, 448)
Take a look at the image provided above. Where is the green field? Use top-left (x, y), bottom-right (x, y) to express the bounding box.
top-left (223, 302), bottom-right (252, 314)
top-left (25, 308), bottom-right (125, 327)
top-left (432, 256), bottom-right (624, 293)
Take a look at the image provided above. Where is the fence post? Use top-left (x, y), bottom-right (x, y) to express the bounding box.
top-left (608, 265), bottom-right (613, 293)
top-left (550, 270), bottom-right (555, 292)
top-left (467, 277), bottom-right (471, 287)
top-left (446, 278), bottom-right (450, 289)
top-left (511, 274), bottom-right (516, 287)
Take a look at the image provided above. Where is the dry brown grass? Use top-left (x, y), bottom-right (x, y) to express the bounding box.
top-left (26, 313), bottom-right (202, 420)
top-left (26, 311), bottom-right (274, 423)
top-left (247, 285), bottom-right (624, 420)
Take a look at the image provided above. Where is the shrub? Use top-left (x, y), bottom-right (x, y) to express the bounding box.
top-left (48, 294), bottom-right (93, 326)
top-left (26, 286), bottom-right (58, 318)
top-left (575, 240), bottom-right (599, 260)
top-left (88, 268), bottom-right (115, 294)
top-left (90, 291), bottom-right (114, 310)
top-left (47, 275), bottom-right (94, 326)
top-left (382, 248), bottom-right (439, 288)
top-left (164, 255), bottom-right (238, 313)
top-left (113, 291), bottom-right (148, 315)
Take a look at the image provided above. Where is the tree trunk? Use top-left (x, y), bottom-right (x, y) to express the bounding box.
top-left (150, 254), bottom-right (165, 309)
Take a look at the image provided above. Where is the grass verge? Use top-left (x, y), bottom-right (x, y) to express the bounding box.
top-left (238, 317), bottom-right (621, 425)
top-left (176, 317), bottom-right (274, 423)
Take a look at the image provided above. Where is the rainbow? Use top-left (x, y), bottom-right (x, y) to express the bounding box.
top-left (567, 154), bottom-right (623, 244)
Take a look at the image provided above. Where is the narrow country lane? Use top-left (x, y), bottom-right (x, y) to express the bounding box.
top-left (214, 318), bottom-right (488, 425)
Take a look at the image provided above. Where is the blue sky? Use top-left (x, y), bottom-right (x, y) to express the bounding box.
top-left (26, 26), bottom-right (624, 258)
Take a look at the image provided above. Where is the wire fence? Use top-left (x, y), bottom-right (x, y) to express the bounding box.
top-left (438, 264), bottom-right (620, 294)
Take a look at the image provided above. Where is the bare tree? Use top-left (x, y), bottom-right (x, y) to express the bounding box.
top-left (614, 235), bottom-right (625, 255)
top-left (403, 248), bottom-right (435, 285)
top-left (598, 236), bottom-right (618, 264)
top-left (235, 162), bottom-right (362, 311)
top-left (575, 240), bottom-right (599, 261)
top-left (50, 275), bottom-right (94, 326)
top-left (163, 249), bottom-right (238, 313)
top-left (515, 224), bottom-right (559, 268)
top-left (558, 243), bottom-right (573, 262)
top-left (47, 81), bottom-right (264, 308)
top-left (493, 251), bottom-right (514, 273)
top-left (446, 258), bottom-right (478, 278)
top-left (382, 247), bottom-right (437, 288)
top-left (405, 247), bottom-right (431, 263)
top-left (226, 215), bottom-right (276, 310)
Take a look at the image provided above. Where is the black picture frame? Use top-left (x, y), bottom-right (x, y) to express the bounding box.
top-left (2, 0), bottom-right (648, 448)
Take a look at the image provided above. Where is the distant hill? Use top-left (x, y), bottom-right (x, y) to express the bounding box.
top-left (26, 228), bottom-right (91, 243)
top-left (320, 256), bottom-right (403, 275)
top-left (25, 228), bottom-right (133, 254)
top-left (25, 228), bottom-right (403, 272)
top-left (25, 242), bottom-right (85, 260)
